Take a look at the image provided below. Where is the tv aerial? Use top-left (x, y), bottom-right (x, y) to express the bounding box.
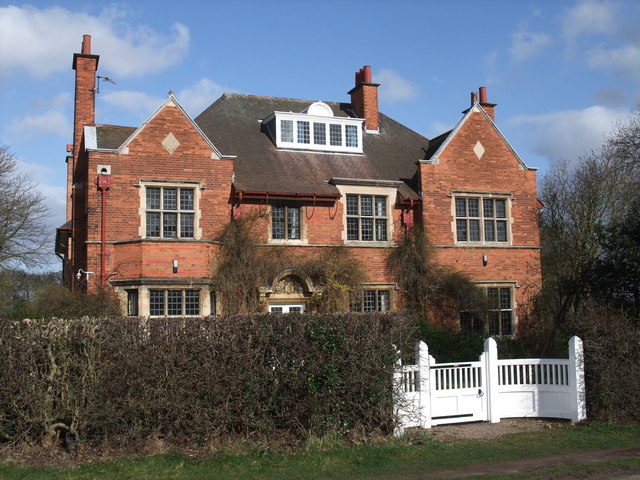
top-left (95, 75), bottom-right (116, 93)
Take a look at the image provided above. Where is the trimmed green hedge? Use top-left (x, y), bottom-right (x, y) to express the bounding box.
top-left (0, 313), bottom-right (415, 446)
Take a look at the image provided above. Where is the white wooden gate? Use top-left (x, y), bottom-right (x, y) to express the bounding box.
top-left (430, 358), bottom-right (488, 425)
top-left (395, 337), bottom-right (586, 434)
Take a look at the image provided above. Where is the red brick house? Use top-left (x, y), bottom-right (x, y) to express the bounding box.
top-left (57, 35), bottom-right (541, 335)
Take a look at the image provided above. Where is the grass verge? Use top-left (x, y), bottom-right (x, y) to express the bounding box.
top-left (0, 422), bottom-right (638, 480)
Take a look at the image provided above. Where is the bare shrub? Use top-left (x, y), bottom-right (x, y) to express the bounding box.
top-left (565, 298), bottom-right (640, 422)
top-left (297, 247), bottom-right (366, 312)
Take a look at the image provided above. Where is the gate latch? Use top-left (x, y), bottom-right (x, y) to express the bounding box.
top-left (477, 388), bottom-right (484, 397)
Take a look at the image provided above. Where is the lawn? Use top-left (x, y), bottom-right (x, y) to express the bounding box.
top-left (1, 422), bottom-right (639, 479)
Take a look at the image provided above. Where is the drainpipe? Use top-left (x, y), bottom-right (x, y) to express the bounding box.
top-left (96, 172), bottom-right (111, 287)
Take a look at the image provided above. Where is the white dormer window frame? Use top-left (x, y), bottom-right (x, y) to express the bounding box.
top-left (271, 102), bottom-right (364, 154)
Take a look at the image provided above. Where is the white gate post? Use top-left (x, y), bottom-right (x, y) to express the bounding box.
top-left (568, 336), bottom-right (587, 422)
top-left (416, 341), bottom-right (432, 429)
top-left (484, 337), bottom-right (501, 423)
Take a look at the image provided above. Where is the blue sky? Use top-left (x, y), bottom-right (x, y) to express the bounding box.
top-left (1, 0), bottom-right (640, 270)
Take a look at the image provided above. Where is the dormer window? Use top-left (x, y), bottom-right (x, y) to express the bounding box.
top-left (266, 102), bottom-right (364, 154)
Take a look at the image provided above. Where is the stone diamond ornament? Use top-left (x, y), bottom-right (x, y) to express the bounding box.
top-left (162, 132), bottom-right (180, 154)
top-left (473, 140), bottom-right (485, 159)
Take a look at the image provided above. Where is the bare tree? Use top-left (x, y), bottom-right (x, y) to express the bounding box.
top-left (0, 146), bottom-right (50, 270)
top-left (536, 108), bottom-right (640, 353)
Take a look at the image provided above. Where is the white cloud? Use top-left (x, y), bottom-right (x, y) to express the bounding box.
top-left (0, 5), bottom-right (189, 79)
top-left (589, 43), bottom-right (640, 79)
top-left (510, 31), bottom-right (552, 63)
top-left (507, 106), bottom-right (632, 165)
top-left (101, 77), bottom-right (229, 119)
top-left (563, 0), bottom-right (616, 38)
top-left (10, 110), bottom-right (71, 139)
top-left (101, 90), bottom-right (163, 118)
top-left (177, 78), bottom-right (227, 116)
top-left (373, 69), bottom-right (419, 103)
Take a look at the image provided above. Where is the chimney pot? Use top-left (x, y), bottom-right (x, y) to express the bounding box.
top-left (479, 86), bottom-right (488, 104)
top-left (81, 34), bottom-right (91, 55)
top-left (363, 65), bottom-right (372, 83)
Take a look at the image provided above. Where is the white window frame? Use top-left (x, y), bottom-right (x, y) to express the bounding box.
top-left (269, 303), bottom-right (306, 314)
top-left (273, 110), bottom-right (363, 154)
top-left (139, 180), bottom-right (202, 239)
top-left (452, 193), bottom-right (512, 245)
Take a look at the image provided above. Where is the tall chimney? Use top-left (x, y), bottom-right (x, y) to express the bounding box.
top-left (478, 86), bottom-right (496, 122)
top-left (72, 34), bottom-right (99, 165)
top-left (70, 35), bottom-right (100, 275)
top-left (348, 65), bottom-right (380, 132)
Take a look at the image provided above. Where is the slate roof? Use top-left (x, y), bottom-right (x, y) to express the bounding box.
top-left (195, 94), bottom-right (431, 199)
top-left (95, 124), bottom-right (136, 150)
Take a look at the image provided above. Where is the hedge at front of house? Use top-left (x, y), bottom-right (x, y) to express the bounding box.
top-left (0, 313), bottom-right (415, 446)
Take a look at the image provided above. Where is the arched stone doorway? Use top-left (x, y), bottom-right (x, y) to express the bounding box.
top-left (259, 269), bottom-right (321, 313)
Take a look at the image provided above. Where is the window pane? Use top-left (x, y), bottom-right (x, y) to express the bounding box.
top-left (164, 212), bottom-right (177, 238)
top-left (270, 306), bottom-right (283, 314)
top-left (185, 290), bottom-right (200, 315)
top-left (360, 196), bottom-right (372, 216)
top-left (361, 218), bottom-right (373, 241)
top-left (484, 220), bottom-right (495, 241)
top-left (346, 195), bottom-right (358, 215)
top-left (499, 288), bottom-right (511, 309)
top-left (288, 207), bottom-right (300, 239)
top-left (468, 198), bottom-right (479, 217)
top-left (210, 291), bottom-right (217, 315)
top-left (289, 306), bottom-right (302, 313)
top-left (147, 212), bottom-right (160, 237)
top-left (347, 218), bottom-right (359, 240)
top-left (501, 311), bottom-right (512, 335)
top-left (146, 187), bottom-right (160, 209)
top-left (487, 288), bottom-right (499, 308)
top-left (167, 290), bottom-right (182, 316)
top-left (363, 290), bottom-right (375, 312)
top-left (163, 188), bottom-right (177, 210)
top-left (313, 122), bottom-right (326, 145)
top-left (281, 120), bottom-right (293, 142)
top-left (378, 290), bottom-right (390, 311)
top-left (345, 125), bottom-right (358, 147)
top-left (497, 221), bottom-right (507, 242)
top-left (375, 219), bottom-right (387, 241)
top-left (180, 213), bottom-right (194, 238)
top-left (272, 206), bottom-right (285, 239)
top-left (488, 311), bottom-right (500, 335)
top-left (150, 290), bottom-right (164, 316)
top-left (495, 199), bottom-right (506, 218)
top-left (483, 199), bottom-right (494, 218)
top-left (297, 121), bottom-right (310, 144)
top-left (375, 196), bottom-right (387, 217)
top-left (455, 198), bottom-right (466, 217)
top-left (330, 124), bottom-right (342, 146)
top-left (456, 219), bottom-right (467, 241)
top-left (469, 219), bottom-right (480, 241)
top-left (180, 189), bottom-right (194, 210)
top-left (127, 290), bottom-right (138, 316)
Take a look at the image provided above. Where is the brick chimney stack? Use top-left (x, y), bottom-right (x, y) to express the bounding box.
top-left (348, 65), bottom-right (380, 132)
top-left (478, 86), bottom-right (496, 122)
top-left (72, 34), bottom-right (99, 165)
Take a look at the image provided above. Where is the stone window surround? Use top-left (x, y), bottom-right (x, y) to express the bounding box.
top-left (450, 190), bottom-right (513, 246)
top-left (137, 179), bottom-right (203, 240)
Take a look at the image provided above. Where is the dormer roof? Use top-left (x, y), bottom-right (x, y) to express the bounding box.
top-left (195, 93), bottom-right (429, 198)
